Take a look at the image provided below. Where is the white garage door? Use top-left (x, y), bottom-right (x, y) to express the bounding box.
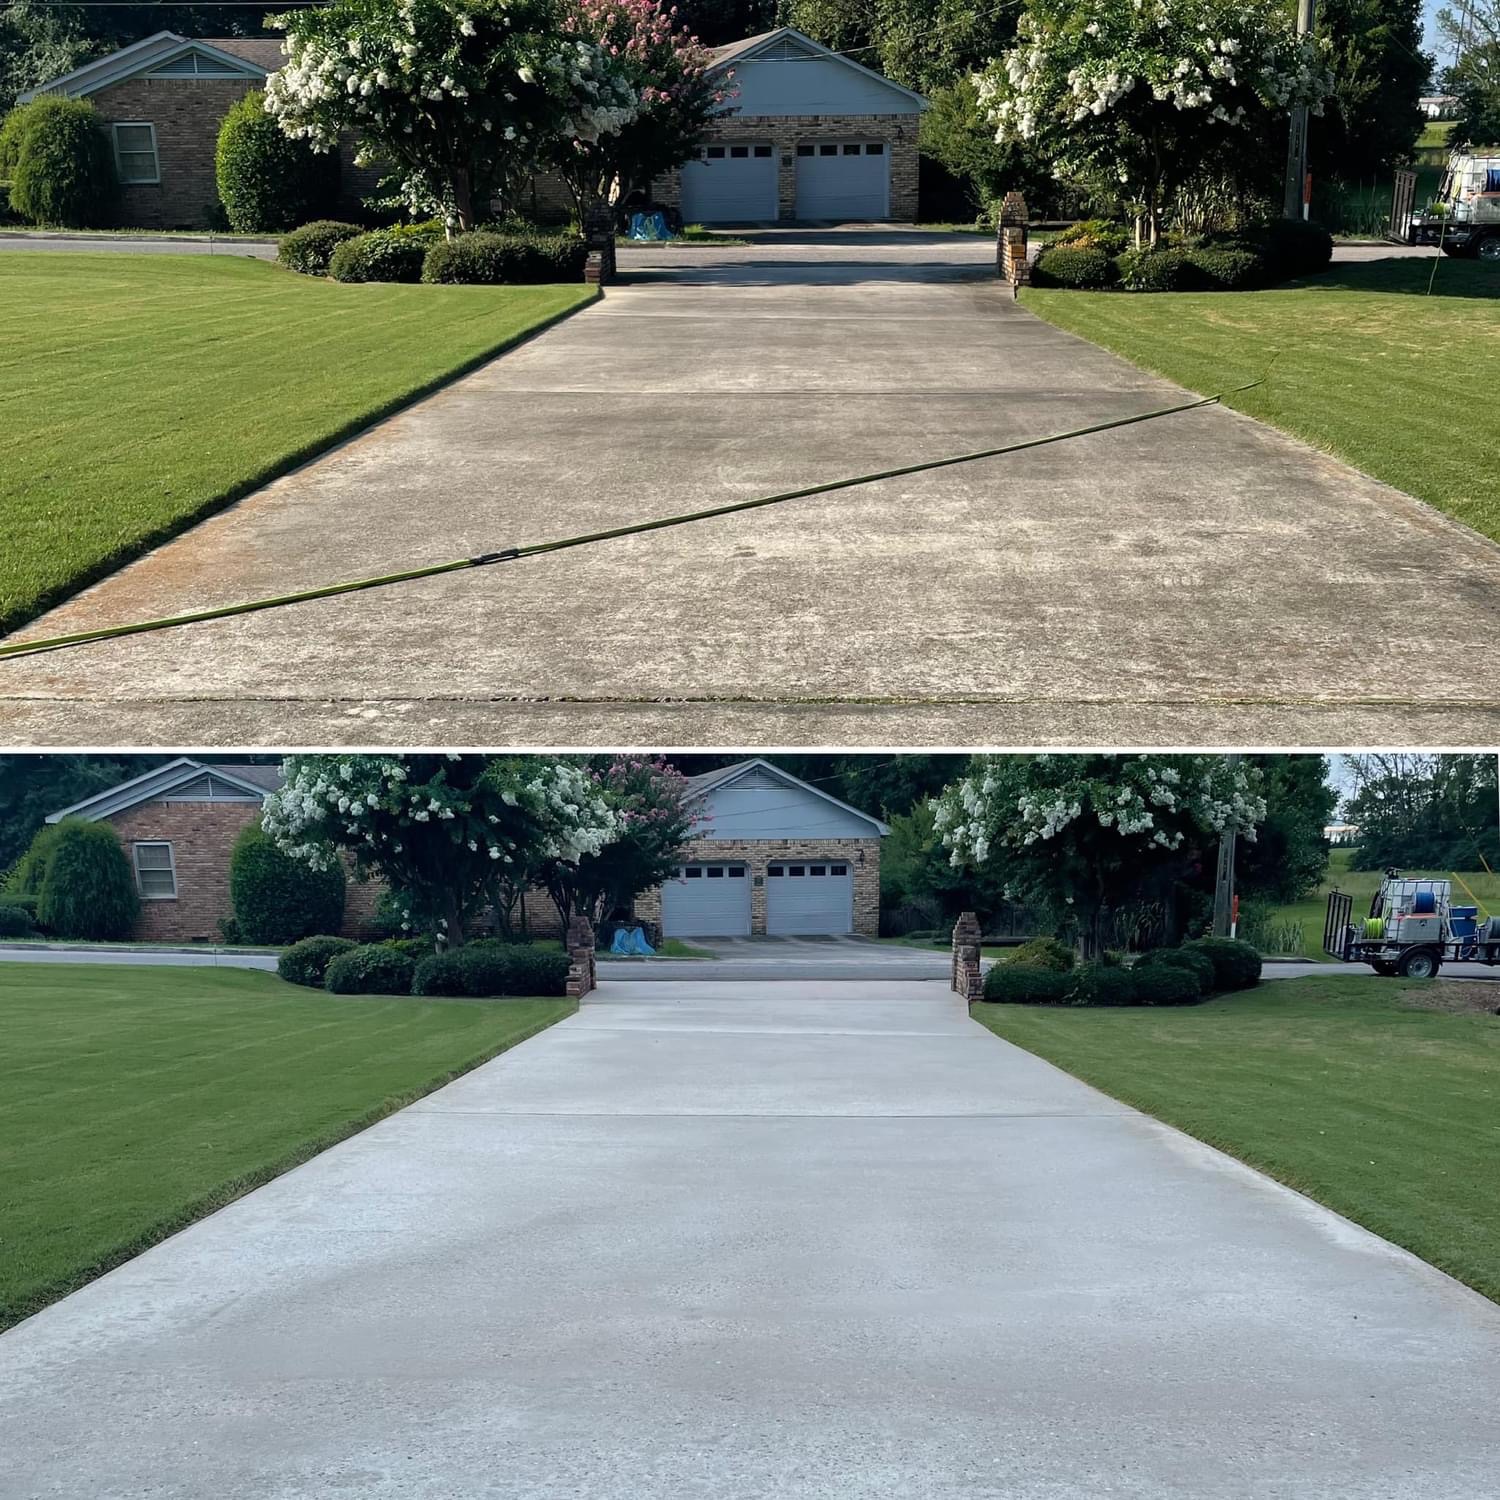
top-left (794, 141), bottom-right (889, 221)
top-left (679, 143), bottom-right (777, 224)
top-left (661, 863), bottom-right (752, 936)
top-left (766, 861), bottom-right (854, 936)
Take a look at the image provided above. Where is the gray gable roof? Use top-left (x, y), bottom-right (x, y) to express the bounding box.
top-left (682, 758), bottom-right (889, 835)
top-left (17, 31), bottom-right (270, 102)
top-left (706, 26), bottom-right (927, 109)
top-left (46, 757), bottom-right (279, 823)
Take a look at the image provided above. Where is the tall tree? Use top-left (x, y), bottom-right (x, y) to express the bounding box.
top-left (0, 754), bottom-right (159, 878)
top-left (1343, 753), bottom-right (1500, 870)
top-left (673, 0), bottom-right (777, 46)
top-left (1235, 754), bottom-right (1338, 902)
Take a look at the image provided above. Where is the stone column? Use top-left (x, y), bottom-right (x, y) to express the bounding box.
top-left (996, 191), bottom-right (1030, 294)
top-left (566, 914), bottom-right (597, 999)
top-left (951, 912), bottom-right (984, 1001)
top-left (582, 201), bottom-right (616, 286)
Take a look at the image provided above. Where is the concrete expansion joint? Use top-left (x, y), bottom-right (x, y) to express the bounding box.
top-left (405, 1108), bottom-right (1138, 1120)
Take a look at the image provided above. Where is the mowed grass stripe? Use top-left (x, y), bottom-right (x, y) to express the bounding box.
top-left (0, 255), bottom-right (596, 632)
top-left (1022, 259), bottom-right (1500, 542)
top-left (1, 963), bottom-right (574, 1328)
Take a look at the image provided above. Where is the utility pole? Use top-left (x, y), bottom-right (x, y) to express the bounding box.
top-left (1282, 0), bottom-right (1318, 220)
top-left (1212, 754), bottom-right (1242, 938)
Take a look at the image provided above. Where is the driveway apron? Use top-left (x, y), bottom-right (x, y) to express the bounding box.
top-left (4, 232), bottom-right (1500, 745)
top-left (2, 980), bottom-right (1497, 1499)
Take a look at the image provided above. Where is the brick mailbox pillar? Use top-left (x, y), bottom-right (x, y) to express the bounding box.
top-left (566, 914), bottom-right (597, 1000)
top-left (582, 201), bottom-right (616, 286)
top-left (951, 912), bottom-right (984, 1001)
top-left (996, 191), bottom-right (1030, 295)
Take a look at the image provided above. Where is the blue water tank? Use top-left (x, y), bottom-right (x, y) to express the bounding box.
top-left (1413, 890), bottom-right (1437, 914)
top-left (1451, 905), bottom-right (1478, 938)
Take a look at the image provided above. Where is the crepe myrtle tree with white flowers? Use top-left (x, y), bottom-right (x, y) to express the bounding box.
top-left (933, 754), bottom-right (1266, 960)
top-left (976, 0), bottom-right (1332, 246)
top-left (261, 754), bottom-right (617, 948)
top-left (265, 0), bottom-right (640, 232)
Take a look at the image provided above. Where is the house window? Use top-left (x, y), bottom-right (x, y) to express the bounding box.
top-left (133, 842), bottom-right (177, 899)
top-left (797, 144), bottom-right (814, 156)
top-left (727, 867), bottom-right (746, 877)
top-left (112, 123), bottom-right (160, 185)
top-left (819, 144), bottom-right (838, 156)
top-left (753, 145), bottom-right (773, 157)
top-left (705, 145), bottom-right (726, 159)
top-left (865, 143), bottom-right (885, 155)
top-left (842, 143), bottom-right (861, 155)
top-left (729, 145), bottom-right (749, 158)
top-left (832, 864), bottom-right (848, 876)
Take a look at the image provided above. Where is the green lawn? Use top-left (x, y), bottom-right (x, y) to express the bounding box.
top-left (0, 962), bottom-right (572, 1329)
top-left (1021, 257), bottom-right (1500, 544)
top-left (974, 974), bottom-right (1500, 1302)
top-left (1261, 847), bottom-right (1500, 960)
top-left (0, 255), bottom-right (596, 633)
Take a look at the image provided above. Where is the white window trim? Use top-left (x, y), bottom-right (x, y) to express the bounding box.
top-left (132, 841), bottom-right (177, 900)
top-left (111, 121), bottom-right (160, 186)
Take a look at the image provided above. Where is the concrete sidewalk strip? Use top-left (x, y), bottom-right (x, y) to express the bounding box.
top-left (2, 981), bottom-right (1497, 1499)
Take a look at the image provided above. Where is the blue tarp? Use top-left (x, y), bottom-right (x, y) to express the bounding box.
top-left (610, 925), bottom-right (656, 956)
top-left (628, 210), bottom-right (673, 242)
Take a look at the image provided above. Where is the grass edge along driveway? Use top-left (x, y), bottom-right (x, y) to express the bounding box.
top-left (973, 973), bottom-right (1500, 1304)
top-left (1020, 257), bottom-right (1500, 547)
top-left (1, 962), bottom-right (574, 1331)
top-left (0, 255), bottom-right (597, 634)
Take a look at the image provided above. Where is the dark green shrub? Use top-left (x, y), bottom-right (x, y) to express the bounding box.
top-left (277, 219), bottom-right (364, 275)
top-left (4, 823), bottom-right (61, 901)
top-left (1030, 245), bottom-right (1119, 289)
top-left (455, 943), bottom-right (510, 997)
top-left (500, 944), bottom-right (570, 997)
top-left (981, 964), bottom-right (1071, 1004)
top-left (328, 229), bottom-right (426, 283)
top-left (0, 892), bottom-right (39, 925)
top-left (0, 904), bottom-right (34, 936)
top-left (1064, 963), bottom-right (1141, 1006)
top-left (324, 943), bottom-right (416, 995)
top-left (215, 89), bottom-right (339, 233)
top-left (218, 916), bottom-right (243, 944)
top-left (5, 97), bottom-right (116, 228)
top-left (1259, 217), bottom-right (1333, 280)
top-left (278, 934), bottom-right (356, 987)
top-left (383, 936), bottom-right (435, 962)
top-left (229, 822), bottom-right (345, 945)
top-left (0, 108), bottom-right (28, 178)
top-left (1134, 946), bottom-right (1215, 994)
top-left (1006, 936), bottom-right (1075, 972)
top-left (1054, 218), bottom-right (1130, 255)
top-left (1184, 937), bottom-right (1262, 992)
top-left (34, 819), bottom-right (138, 940)
top-left (0, 182), bottom-right (14, 223)
top-left (1135, 966), bottom-right (1204, 1006)
top-left (1116, 246), bottom-right (1203, 292)
top-left (412, 951), bottom-right (467, 997)
top-left (1188, 244), bottom-right (1269, 291)
top-left (422, 230), bottom-right (589, 285)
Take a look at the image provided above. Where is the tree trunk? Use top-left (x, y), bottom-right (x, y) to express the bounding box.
top-left (451, 170), bottom-right (475, 236)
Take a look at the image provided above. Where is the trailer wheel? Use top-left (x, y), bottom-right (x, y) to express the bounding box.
top-left (1370, 960), bottom-right (1397, 976)
top-left (1478, 234), bottom-right (1500, 263)
top-left (1397, 948), bottom-right (1441, 980)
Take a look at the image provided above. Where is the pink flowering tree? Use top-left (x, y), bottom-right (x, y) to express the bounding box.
top-left (546, 0), bottom-right (735, 214)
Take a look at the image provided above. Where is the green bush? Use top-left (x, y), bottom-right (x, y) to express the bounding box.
top-left (1054, 218), bottom-right (1131, 255)
top-left (981, 964), bottom-right (1072, 1004)
top-left (421, 230), bottom-right (589, 285)
top-left (229, 822), bottom-right (345, 945)
top-left (1030, 245), bottom-right (1119, 289)
top-left (1006, 936), bottom-right (1075, 972)
top-left (1064, 963), bottom-right (1141, 1007)
top-left (5, 97), bottom-right (116, 228)
top-left (34, 819), bottom-right (138, 940)
top-left (324, 942), bottom-right (416, 995)
top-left (412, 951), bottom-right (467, 997)
top-left (1116, 246), bottom-right (1203, 292)
top-left (0, 904), bottom-right (35, 937)
top-left (1184, 937), bottom-right (1263, 992)
top-left (0, 108), bottom-right (28, 178)
top-left (1135, 965), bottom-right (1204, 1006)
top-left (1259, 217), bottom-right (1333, 280)
top-left (277, 219), bottom-right (364, 275)
top-left (328, 229), bottom-right (426, 283)
top-left (4, 823), bottom-right (61, 902)
top-left (214, 90), bottom-right (339, 234)
top-left (383, 936), bottom-right (435, 962)
top-left (277, 934), bottom-right (356, 987)
top-left (1188, 244), bottom-right (1269, 291)
top-left (0, 182), bottom-right (13, 222)
top-left (218, 916), bottom-right (243, 944)
top-left (453, 941), bottom-right (570, 998)
top-left (1133, 946), bottom-right (1215, 994)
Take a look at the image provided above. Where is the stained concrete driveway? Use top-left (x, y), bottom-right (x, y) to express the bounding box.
top-left (3, 980), bottom-right (1497, 1499)
top-left (3, 231), bottom-right (1500, 745)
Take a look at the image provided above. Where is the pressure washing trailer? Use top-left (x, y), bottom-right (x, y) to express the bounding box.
top-left (1407, 150), bottom-right (1500, 260)
top-left (1323, 869), bottom-right (1500, 978)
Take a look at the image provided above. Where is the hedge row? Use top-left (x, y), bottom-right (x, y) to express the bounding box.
top-left (278, 936), bottom-right (570, 997)
top-left (277, 221), bottom-right (588, 285)
top-left (980, 937), bottom-right (1261, 1006)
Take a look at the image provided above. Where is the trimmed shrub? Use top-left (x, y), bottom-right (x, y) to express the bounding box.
top-left (0, 108), bottom-right (29, 178)
top-left (455, 942), bottom-right (510, 997)
top-left (1030, 245), bottom-right (1119, 290)
top-left (277, 219), bottom-right (363, 275)
top-left (1134, 946), bottom-right (1215, 995)
top-left (218, 916), bottom-right (243, 944)
top-left (1260, 217), bottom-right (1333, 280)
top-left (4, 823), bottom-right (62, 902)
top-left (1064, 963), bottom-right (1141, 1007)
top-left (229, 822), bottom-right (345, 945)
top-left (1184, 937), bottom-right (1263, 992)
top-left (34, 820), bottom-right (138, 940)
top-left (500, 944), bottom-right (570, 997)
top-left (0, 904), bottom-right (35, 936)
top-left (981, 964), bottom-right (1072, 1005)
top-left (422, 230), bottom-right (589, 285)
top-left (215, 89), bottom-right (339, 234)
top-left (5, 97), bottom-right (116, 228)
top-left (1006, 936), bottom-right (1075, 973)
top-left (412, 950), bottom-right (467, 997)
top-left (328, 229), bottom-right (426, 283)
top-left (1054, 218), bottom-right (1131, 255)
top-left (383, 936), bottom-right (435, 962)
top-left (278, 934), bottom-right (356, 988)
top-left (1188, 244), bottom-right (1269, 291)
top-left (1116, 246), bottom-right (1203, 292)
top-left (324, 942), bottom-right (416, 995)
top-left (1135, 966), bottom-right (1204, 1006)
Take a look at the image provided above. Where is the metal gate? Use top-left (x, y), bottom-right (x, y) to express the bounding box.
top-left (1389, 169), bottom-right (1417, 243)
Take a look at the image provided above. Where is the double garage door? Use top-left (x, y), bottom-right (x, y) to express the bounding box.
top-left (659, 861), bottom-right (854, 936)
top-left (678, 140), bottom-right (891, 223)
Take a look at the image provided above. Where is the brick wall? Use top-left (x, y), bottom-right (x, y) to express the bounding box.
top-left (632, 837), bottom-right (881, 936)
top-left (653, 113), bottom-right (919, 221)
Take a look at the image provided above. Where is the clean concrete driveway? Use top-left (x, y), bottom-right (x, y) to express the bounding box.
top-left (4, 230), bottom-right (1499, 745)
top-left (603, 933), bottom-right (953, 982)
top-left (3, 981), bottom-right (1497, 1499)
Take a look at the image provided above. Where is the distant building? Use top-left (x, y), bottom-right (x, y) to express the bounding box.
top-left (1420, 95), bottom-right (1458, 120)
top-left (1324, 822), bottom-right (1361, 846)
